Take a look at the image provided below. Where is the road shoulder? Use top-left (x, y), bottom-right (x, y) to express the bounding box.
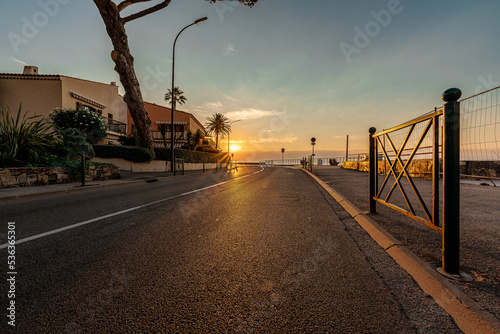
top-left (303, 168), bottom-right (500, 334)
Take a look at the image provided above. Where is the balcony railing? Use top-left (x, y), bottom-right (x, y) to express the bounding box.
top-left (152, 131), bottom-right (185, 140)
top-left (107, 119), bottom-right (126, 134)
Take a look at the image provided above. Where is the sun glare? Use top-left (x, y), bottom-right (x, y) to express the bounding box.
top-left (230, 145), bottom-right (239, 152)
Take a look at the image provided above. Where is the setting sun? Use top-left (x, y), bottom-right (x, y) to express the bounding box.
top-left (230, 145), bottom-right (239, 152)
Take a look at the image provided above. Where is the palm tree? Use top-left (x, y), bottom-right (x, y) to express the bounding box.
top-left (205, 113), bottom-right (231, 149)
top-left (164, 87), bottom-right (187, 106)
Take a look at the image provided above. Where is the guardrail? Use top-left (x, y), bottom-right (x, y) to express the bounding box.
top-left (262, 159), bottom-right (302, 166)
top-left (369, 88), bottom-right (462, 277)
top-left (349, 85), bottom-right (500, 179)
top-left (106, 119), bottom-right (127, 134)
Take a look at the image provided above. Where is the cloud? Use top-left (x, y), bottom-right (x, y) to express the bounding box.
top-left (247, 134), bottom-right (298, 144)
top-left (225, 44), bottom-right (235, 56)
top-left (205, 101), bottom-right (223, 109)
top-left (226, 108), bottom-right (285, 120)
top-left (11, 58), bottom-right (29, 66)
top-left (220, 93), bottom-right (238, 102)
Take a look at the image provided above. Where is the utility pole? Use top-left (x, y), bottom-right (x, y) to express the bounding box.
top-left (346, 135), bottom-right (349, 162)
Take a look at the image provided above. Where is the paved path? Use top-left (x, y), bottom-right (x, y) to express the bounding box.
top-left (312, 165), bottom-right (500, 324)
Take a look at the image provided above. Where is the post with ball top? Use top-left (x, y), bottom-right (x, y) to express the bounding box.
top-left (369, 127), bottom-right (377, 214)
top-left (440, 87), bottom-right (462, 276)
top-left (310, 137), bottom-right (316, 172)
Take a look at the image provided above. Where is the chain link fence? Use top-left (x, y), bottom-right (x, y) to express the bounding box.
top-left (346, 86), bottom-right (500, 178)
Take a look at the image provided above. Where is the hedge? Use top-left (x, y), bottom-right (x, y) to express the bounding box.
top-left (94, 145), bottom-right (155, 163)
top-left (195, 146), bottom-right (221, 154)
top-left (154, 147), bottom-right (218, 163)
top-left (94, 145), bottom-right (219, 163)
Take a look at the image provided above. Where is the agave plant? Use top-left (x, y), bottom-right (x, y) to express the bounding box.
top-left (0, 104), bottom-right (60, 167)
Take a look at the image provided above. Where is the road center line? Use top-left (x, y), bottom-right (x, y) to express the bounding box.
top-left (0, 167), bottom-right (264, 249)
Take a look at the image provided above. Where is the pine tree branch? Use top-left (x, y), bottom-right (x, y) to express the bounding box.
top-left (117, 0), bottom-right (152, 12)
top-left (121, 0), bottom-right (171, 24)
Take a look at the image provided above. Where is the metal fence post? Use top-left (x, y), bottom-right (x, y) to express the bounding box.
top-left (173, 154), bottom-right (176, 176)
top-left (369, 127), bottom-right (377, 213)
top-left (432, 108), bottom-right (440, 227)
top-left (442, 88), bottom-right (462, 275)
top-left (81, 151), bottom-right (86, 187)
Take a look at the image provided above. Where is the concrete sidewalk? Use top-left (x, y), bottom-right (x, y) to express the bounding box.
top-left (0, 168), bottom-right (225, 202)
top-left (308, 165), bottom-right (500, 332)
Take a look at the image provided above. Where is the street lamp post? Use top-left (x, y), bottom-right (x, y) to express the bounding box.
top-left (311, 137), bottom-right (316, 171)
top-left (228, 119), bottom-right (242, 157)
top-left (171, 16), bottom-right (207, 175)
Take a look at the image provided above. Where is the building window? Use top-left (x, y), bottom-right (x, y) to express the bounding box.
top-left (108, 113), bottom-right (113, 119)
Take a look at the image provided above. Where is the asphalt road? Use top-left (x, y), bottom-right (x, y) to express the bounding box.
top-left (1, 166), bottom-right (461, 333)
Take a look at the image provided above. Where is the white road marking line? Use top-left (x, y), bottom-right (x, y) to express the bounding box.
top-left (0, 169), bottom-right (262, 249)
top-left (253, 167), bottom-right (264, 175)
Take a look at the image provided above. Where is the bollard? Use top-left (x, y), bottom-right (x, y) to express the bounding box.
top-left (369, 127), bottom-right (377, 213)
top-left (81, 151), bottom-right (86, 187)
top-left (442, 88), bottom-right (461, 275)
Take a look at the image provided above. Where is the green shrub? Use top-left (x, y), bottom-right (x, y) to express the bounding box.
top-left (0, 104), bottom-right (60, 167)
top-left (154, 147), bottom-right (218, 163)
top-left (59, 128), bottom-right (95, 159)
top-left (118, 134), bottom-right (139, 146)
top-left (94, 145), bottom-right (154, 163)
top-left (93, 145), bottom-right (218, 163)
top-left (50, 108), bottom-right (107, 144)
top-left (196, 146), bottom-right (221, 154)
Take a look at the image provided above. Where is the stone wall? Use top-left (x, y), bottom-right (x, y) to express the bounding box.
top-left (86, 164), bottom-right (121, 181)
top-left (0, 165), bottom-right (120, 188)
top-left (342, 159), bottom-right (500, 179)
top-left (342, 160), bottom-right (434, 178)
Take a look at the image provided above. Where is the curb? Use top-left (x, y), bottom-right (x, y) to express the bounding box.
top-left (0, 168), bottom-right (223, 203)
top-left (0, 178), bottom-right (149, 203)
top-left (302, 168), bottom-right (500, 334)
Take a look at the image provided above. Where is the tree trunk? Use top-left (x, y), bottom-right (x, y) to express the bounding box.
top-left (93, 0), bottom-right (155, 150)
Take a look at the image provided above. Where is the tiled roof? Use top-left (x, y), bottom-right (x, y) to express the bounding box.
top-left (0, 73), bottom-right (117, 87)
top-left (0, 73), bottom-right (60, 80)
